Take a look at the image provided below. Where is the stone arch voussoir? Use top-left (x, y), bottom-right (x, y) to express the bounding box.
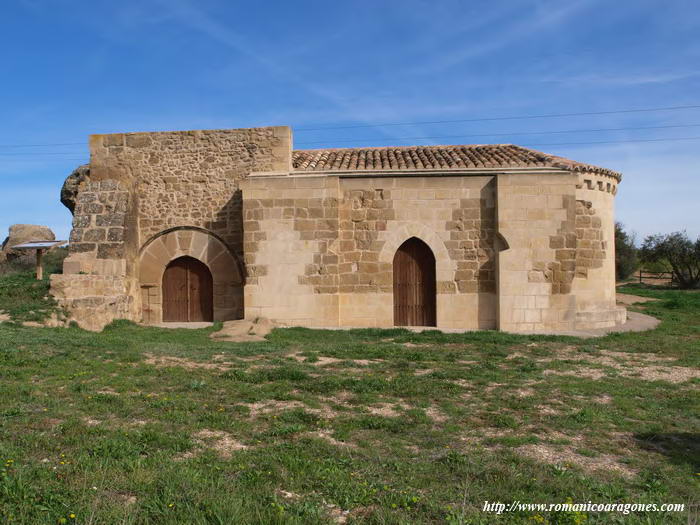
top-left (379, 222), bottom-right (455, 283)
top-left (138, 228), bottom-right (243, 323)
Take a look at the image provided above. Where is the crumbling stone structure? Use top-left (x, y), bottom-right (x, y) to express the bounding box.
top-left (51, 126), bottom-right (625, 332)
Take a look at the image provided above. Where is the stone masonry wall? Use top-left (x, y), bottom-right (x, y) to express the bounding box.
top-left (497, 171), bottom-right (622, 332)
top-left (527, 196), bottom-right (606, 295)
top-left (67, 180), bottom-right (130, 261)
top-left (241, 173), bottom-right (499, 329)
top-left (53, 127), bottom-right (292, 329)
top-left (89, 127), bottom-right (291, 259)
top-left (572, 172), bottom-right (625, 329)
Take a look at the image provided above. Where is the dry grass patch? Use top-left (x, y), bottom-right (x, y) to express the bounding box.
top-left (305, 429), bottom-right (357, 449)
top-left (622, 365), bottom-right (700, 383)
top-left (517, 443), bottom-right (636, 479)
top-left (287, 351), bottom-right (379, 367)
top-left (245, 400), bottom-right (337, 419)
top-left (177, 429), bottom-right (248, 460)
top-left (541, 348), bottom-right (699, 383)
top-left (424, 406), bottom-right (448, 423)
top-left (366, 402), bottom-right (411, 418)
top-left (143, 353), bottom-right (233, 371)
top-left (544, 368), bottom-right (608, 380)
top-left (536, 404), bottom-right (565, 416)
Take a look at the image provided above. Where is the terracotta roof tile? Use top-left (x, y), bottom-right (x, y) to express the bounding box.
top-left (291, 144), bottom-right (621, 180)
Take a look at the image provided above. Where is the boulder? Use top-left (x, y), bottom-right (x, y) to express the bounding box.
top-left (60, 164), bottom-right (90, 215)
top-left (1, 224), bottom-right (56, 264)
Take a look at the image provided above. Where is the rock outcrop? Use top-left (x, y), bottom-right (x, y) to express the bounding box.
top-left (60, 164), bottom-right (90, 215)
top-left (1, 224), bottom-right (56, 264)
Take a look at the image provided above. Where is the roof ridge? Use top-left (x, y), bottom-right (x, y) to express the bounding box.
top-left (293, 143), bottom-right (516, 153)
top-left (291, 143), bottom-right (622, 181)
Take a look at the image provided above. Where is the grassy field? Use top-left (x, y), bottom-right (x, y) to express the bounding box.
top-left (0, 272), bottom-right (698, 524)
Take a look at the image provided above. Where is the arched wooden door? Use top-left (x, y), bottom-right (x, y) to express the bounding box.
top-left (162, 256), bottom-right (213, 322)
top-left (393, 237), bottom-right (436, 326)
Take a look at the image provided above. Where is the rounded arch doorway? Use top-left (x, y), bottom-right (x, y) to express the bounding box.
top-left (162, 256), bottom-right (213, 322)
top-left (393, 237), bottom-right (436, 327)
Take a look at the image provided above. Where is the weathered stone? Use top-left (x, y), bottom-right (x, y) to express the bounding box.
top-left (60, 164), bottom-right (90, 215)
top-left (1, 224), bottom-right (56, 264)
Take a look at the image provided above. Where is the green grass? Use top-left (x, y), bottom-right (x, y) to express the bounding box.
top-left (0, 276), bottom-right (698, 523)
top-left (0, 271), bottom-right (59, 322)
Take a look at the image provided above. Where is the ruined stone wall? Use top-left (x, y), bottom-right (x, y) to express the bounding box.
top-left (52, 126), bottom-right (292, 329)
top-left (66, 180), bottom-right (131, 262)
top-left (50, 179), bottom-right (141, 331)
top-left (89, 126), bottom-right (291, 256)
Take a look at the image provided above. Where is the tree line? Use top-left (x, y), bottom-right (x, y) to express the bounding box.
top-left (615, 224), bottom-right (700, 289)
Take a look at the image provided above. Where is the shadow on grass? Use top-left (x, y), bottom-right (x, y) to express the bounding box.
top-left (634, 432), bottom-right (700, 472)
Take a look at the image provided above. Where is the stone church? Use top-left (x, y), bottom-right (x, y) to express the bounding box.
top-left (51, 126), bottom-right (626, 332)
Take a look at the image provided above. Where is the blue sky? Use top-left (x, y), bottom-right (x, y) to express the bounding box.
top-left (1, 0), bottom-right (698, 242)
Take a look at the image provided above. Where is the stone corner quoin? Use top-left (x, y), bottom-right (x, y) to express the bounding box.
top-left (49, 125), bottom-right (625, 332)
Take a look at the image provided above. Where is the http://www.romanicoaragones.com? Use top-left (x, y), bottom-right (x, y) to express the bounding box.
top-left (482, 500), bottom-right (690, 516)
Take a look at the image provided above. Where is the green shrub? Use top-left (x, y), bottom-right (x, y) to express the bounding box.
top-left (615, 222), bottom-right (638, 281)
top-left (641, 231), bottom-right (700, 289)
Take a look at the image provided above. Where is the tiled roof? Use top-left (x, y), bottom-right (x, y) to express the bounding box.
top-left (291, 144), bottom-right (621, 180)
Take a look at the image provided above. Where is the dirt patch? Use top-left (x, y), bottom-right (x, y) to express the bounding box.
top-left (324, 501), bottom-right (350, 524)
top-left (539, 347), bottom-right (697, 383)
top-left (367, 402), bottom-right (410, 417)
top-left (96, 387), bottom-right (119, 395)
top-left (143, 353), bottom-right (233, 371)
top-left (539, 346), bottom-right (676, 367)
top-left (103, 492), bottom-right (138, 506)
top-left (616, 293), bottom-right (658, 306)
top-left (517, 443), bottom-right (636, 478)
top-left (514, 387), bottom-right (535, 398)
top-left (307, 356), bottom-right (344, 366)
top-left (536, 404), bottom-right (565, 416)
top-left (276, 488), bottom-right (349, 523)
top-left (178, 429), bottom-right (247, 460)
top-left (277, 489), bottom-right (302, 500)
top-left (83, 417), bottom-right (102, 427)
top-left (571, 393), bottom-right (612, 404)
top-left (211, 317), bottom-right (276, 342)
top-left (544, 368), bottom-right (609, 380)
top-left (39, 417), bottom-right (63, 429)
top-left (425, 406), bottom-right (448, 423)
top-left (306, 429), bottom-right (357, 449)
top-left (0, 311), bottom-right (10, 322)
top-left (414, 368), bottom-right (434, 376)
top-left (321, 390), bottom-right (354, 402)
top-left (460, 428), bottom-right (513, 448)
top-left (287, 351), bottom-right (378, 367)
top-left (245, 400), bottom-right (337, 419)
top-left (622, 365), bottom-right (700, 383)
top-left (127, 419), bottom-right (151, 427)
